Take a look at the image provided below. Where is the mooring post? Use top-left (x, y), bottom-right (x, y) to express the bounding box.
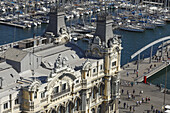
top-left (137, 54), bottom-right (140, 71)
top-left (150, 46), bottom-right (153, 63)
top-left (161, 41), bottom-right (164, 60)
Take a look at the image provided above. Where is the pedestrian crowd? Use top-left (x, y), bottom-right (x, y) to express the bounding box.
top-left (120, 87), bottom-right (164, 113)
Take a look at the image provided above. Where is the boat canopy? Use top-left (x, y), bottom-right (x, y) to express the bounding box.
top-left (77, 8), bottom-right (84, 11)
top-left (138, 13), bottom-right (142, 16)
top-left (132, 11), bottom-right (135, 14)
top-left (165, 110), bottom-right (170, 113)
top-left (165, 105), bottom-right (170, 109)
top-left (150, 7), bottom-right (158, 10)
top-left (123, 17), bottom-right (128, 19)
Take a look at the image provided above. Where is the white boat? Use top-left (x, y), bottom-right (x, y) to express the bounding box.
top-left (151, 19), bottom-right (166, 27)
top-left (142, 23), bottom-right (155, 30)
top-left (26, 23), bottom-right (31, 28)
top-left (33, 22), bottom-right (38, 26)
top-left (0, 17), bottom-right (5, 21)
top-left (119, 25), bottom-right (145, 32)
top-left (163, 15), bottom-right (170, 22)
top-left (37, 21), bottom-right (41, 25)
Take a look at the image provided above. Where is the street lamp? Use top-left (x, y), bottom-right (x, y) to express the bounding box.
top-left (163, 60), bottom-right (170, 111)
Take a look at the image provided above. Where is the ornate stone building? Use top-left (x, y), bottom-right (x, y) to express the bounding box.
top-left (0, 5), bottom-right (122, 113)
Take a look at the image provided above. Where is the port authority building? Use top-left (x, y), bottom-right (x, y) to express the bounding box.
top-left (0, 7), bottom-right (122, 113)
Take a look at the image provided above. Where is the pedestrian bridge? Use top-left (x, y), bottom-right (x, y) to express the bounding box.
top-left (131, 36), bottom-right (170, 59)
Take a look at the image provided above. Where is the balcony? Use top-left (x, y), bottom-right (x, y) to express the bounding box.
top-left (30, 101), bottom-right (34, 107)
top-left (40, 98), bottom-right (47, 103)
top-left (13, 104), bottom-right (20, 110)
top-left (2, 109), bottom-right (11, 113)
top-left (81, 79), bottom-right (87, 89)
top-left (51, 88), bottom-right (70, 100)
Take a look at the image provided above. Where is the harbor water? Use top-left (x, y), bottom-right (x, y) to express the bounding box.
top-left (0, 15), bottom-right (170, 88)
top-left (148, 65), bottom-right (170, 89)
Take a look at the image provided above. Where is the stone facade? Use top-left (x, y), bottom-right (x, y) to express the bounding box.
top-left (0, 8), bottom-right (122, 113)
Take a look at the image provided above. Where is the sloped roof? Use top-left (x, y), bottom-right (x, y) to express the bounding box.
top-left (0, 62), bottom-right (20, 89)
top-left (2, 48), bottom-right (28, 62)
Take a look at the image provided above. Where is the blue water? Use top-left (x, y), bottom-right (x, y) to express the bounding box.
top-left (148, 65), bottom-right (170, 89)
top-left (0, 14), bottom-right (170, 88)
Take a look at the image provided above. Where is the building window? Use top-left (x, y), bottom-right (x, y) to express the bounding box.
top-left (15, 98), bottom-right (19, 105)
top-left (87, 72), bottom-right (89, 77)
top-left (62, 84), bottom-right (66, 90)
top-left (34, 92), bottom-right (37, 99)
top-left (4, 102), bottom-right (8, 109)
top-left (112, 61), bottom-right (116, 67)
top-left (100, 65), bottom-right (103, 70)
top-left (93, 68), bottom-right (96, 73)
top-left (54, 86), bottom-right (59, 94)
top-left (76, 80), bottom-right (79, 83)
top-left (41, 92), bottom-right (45, 98)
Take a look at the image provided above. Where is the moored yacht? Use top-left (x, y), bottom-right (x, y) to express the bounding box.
top-left (119, 24), bottom-right (145, 32)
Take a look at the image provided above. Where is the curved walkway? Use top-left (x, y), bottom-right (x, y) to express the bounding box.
top-left (131, 36), bottom-right (170, 59)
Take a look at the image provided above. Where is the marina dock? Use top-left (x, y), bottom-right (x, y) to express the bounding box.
top-left (0, 21), bottom-right (26, 29)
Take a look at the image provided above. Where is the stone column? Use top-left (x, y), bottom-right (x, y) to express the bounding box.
top-left (104, 53), bottom-right (110, 75)
top-left (80, 90), bottom-right (87, 112)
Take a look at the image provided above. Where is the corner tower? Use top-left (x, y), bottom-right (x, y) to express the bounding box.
top-left (45, 4), bottom-right (66, 37)
top-left (87, 11), bottom-right (122, 113)
top-left (95, 12), bottom-right (113, 46)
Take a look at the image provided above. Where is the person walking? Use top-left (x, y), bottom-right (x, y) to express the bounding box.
top-left (127, 103), bottom-right (129, 109)
top-left (146, 97), bottom-right (148, 103)
top-left (124, 102), bottom-right (126, 109)
top-left (139, 100), bottom-right (142, 105)
top-left (133, 89), bottom-right (135, 94)
top-left (133, 106), bottom-right (135, 112)
top-left (127, 72), bottom-right (129, 77)
top-left (151, 105), bottom-right (153, 111)
top-left (148, 97), bottom-right (150, 101)
top-left (121, 89), bottom-right (124, 94)
top-left (127, 90), bottom-right (129, 95)
top-left (136, 101), bottom-right (139, 106)
top-left (130, 106), bottom-right (132, 111)
top-left (118, 99), bottom-right (121, 104)
top-left (142, 98), bottom-right (144, 103)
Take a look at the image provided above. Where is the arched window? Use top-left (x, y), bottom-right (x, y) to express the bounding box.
top-left (92, 86), bottom-right (98, 99)
top-left (74, 98), bottom-right (80, 111)
top-left (99, 84), bottom-right (104, 96)
top-left (67, 102), bottom-right (73, 113)
top-left (91, 108), bottom-right (95, 113)
top-left (58, 106), bottom-right (65, 113)
top-left (98, 105), bottom-right (102, 113)
top-left (51, 109), bottom-right (56, 113)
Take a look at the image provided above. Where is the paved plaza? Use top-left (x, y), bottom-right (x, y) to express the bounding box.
top-left (119, 44), bottom-right (170, 113)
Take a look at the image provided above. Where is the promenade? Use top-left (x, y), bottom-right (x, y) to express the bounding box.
top-left (119, 42), bottom-right (170, 113)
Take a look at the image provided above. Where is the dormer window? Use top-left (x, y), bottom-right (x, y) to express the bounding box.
top-left (93, 68), bottom-right (96, 73)
top-left (41, 92), bottom-right (45, 98)
top-left (112, 61), bottom-right (116, 67)
top-left (34, 92), bottom-right (37, 99)
top-left (10, 74), bottom-right (13, 78)
top-left (15, 98), bottom-right (19, 105)
top-left (54, 86), bottom-right (59, 94)
top-left (4, 102), bottom-right (8, 109)
top-left (100, 65), bottom-right (103, 70)
top-left (62, 83), bottom-right (66, 90)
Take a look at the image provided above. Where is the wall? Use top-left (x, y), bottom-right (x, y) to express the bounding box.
top-left (6, 60), bottom-right (20, 73)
